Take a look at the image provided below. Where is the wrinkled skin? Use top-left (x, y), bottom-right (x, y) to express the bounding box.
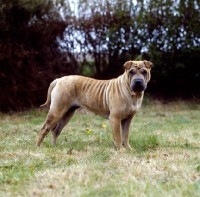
top-left (37, 60), bottom-right (153, 150)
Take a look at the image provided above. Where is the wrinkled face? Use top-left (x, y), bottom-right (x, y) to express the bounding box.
top-left (124, 60), bottom-right (153, 93)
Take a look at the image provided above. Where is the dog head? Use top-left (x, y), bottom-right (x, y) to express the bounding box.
top-left (123, 60), bottom-right (153, 93)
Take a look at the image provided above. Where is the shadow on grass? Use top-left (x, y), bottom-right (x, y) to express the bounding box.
top-left (130, 134), bottom-right (160, 153)
top-left (42, 134), bottom-right (161, 155)
top-left (130, 134), bottom-right (200, 153)
top-left (40, 131), bottom-right (200, 160)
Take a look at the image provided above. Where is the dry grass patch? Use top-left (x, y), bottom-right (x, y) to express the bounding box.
top-left (0, 101), bottom-right (200, 197)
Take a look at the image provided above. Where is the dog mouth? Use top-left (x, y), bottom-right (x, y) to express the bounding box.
top-left (130, 79), bottom-right (146, 92)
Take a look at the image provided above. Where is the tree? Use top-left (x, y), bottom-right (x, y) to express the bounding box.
top-left (59, 0), bottom-right (143, 78)
top-left (139, 0), bottom-right (200, 97)
top-left (0, 0), bottom-right (76, 111)
top-left (1, 0), bottom-right (200, 111)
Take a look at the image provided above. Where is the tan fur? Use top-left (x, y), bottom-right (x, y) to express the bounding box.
top-left (40, 78), bottom-right (60, 107)
top-left (37, 60), bottom-right (152, 150)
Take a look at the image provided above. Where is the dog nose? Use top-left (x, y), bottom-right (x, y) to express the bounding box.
top-left (131, 78), bottom-right (146, 92)
top-left (134, 79), bottom-right (143, 84)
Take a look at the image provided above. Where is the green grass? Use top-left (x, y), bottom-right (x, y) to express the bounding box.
top-left (0, 101), bottom-right (200, 197)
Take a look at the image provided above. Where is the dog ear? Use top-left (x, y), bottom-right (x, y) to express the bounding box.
top-left (123, 61), bottom-right (132, 70)
top-left (144, 60), bottom-right (153, 68)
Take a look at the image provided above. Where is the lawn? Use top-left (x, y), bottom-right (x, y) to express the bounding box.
top-left (0, 100), bottom-right (200, 197)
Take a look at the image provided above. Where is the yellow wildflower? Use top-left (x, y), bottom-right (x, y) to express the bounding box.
top-left (86, 129), bottom-right (92, 134)
top-left (102, 124), bottom-right (107, 128)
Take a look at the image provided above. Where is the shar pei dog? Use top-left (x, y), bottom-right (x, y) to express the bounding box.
top-left (37, 60), bottom-right (153, 150)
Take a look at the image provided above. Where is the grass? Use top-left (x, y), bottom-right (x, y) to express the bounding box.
top-left (0, 100), bottom-right (200, 197)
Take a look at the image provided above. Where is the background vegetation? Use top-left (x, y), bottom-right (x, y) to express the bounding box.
top-left (0, 0), bottom-right (200, 111)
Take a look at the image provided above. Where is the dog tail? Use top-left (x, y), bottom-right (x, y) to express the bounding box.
top-left (40, 78), bottom-right (60, 107)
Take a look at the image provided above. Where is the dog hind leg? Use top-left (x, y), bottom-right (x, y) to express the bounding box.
top-left (36, 110), bottom-right (65, 146)
top-left (51, 106), bottom-right (79, 145)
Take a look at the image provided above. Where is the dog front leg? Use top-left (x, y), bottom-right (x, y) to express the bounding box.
top-left (109, 115), bottom-right (124, 150)
top-left (121, 115), bottom-right (133, 150)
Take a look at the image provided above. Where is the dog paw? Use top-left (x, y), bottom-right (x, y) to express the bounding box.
top-left (121, 142), bottom-right (135, 151)
top-left (123, 143), bottom-right (133, 150)
top-left (114, 141), bottom-right (126, 151)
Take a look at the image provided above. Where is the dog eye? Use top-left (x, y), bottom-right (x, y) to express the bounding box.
top-left (140, 70), bottom-right (147, 75)
top-left (129, 70), bottom-right (136, 75)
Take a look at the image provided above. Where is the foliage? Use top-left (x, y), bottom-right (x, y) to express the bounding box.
top-left (139, 0), bottom-right (200, 97)
top-left (0, 0), bottom-right (200, 111)
top-left (0, 0), bottom-right (76, 111)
